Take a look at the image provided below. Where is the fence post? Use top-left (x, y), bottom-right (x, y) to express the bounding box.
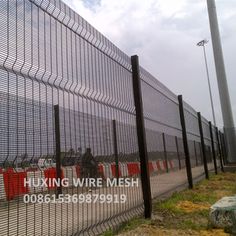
top-left (112, 120), bottom-right (119, 179)
top-left (131, 55), bottom-right (152, 218)
top-left (218, 132), bottom-right (224, 165)
top-left (209, 121), bottom-right (218, 174)
top-left (216, 127), bottom-right (224, 172)
top-left (178, 95), bottom-right (193, 189)
top-left (220, 132), bottom-right (227, 165)
top-left (197, 112), bottom-right (209, 179)
top-left (175, 136), bottom-right (181, 170)
top-left (162, 133), bottom-right (169, 173)
top-left (54, 105), bottom-right (62, 196)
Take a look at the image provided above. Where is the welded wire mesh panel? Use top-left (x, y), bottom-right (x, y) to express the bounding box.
top-left (205, 145), bottom-right (212, 163)
top-left (188, 140), bottom-right (197, 168)
top-left (176, 137), bottom-right (185, 169)
top-left (0, 0), bottom-right (143, 235)
top-left (0, 92), bottom-right (54, 166)
top-left (183, 102), bottom-right (200, 142)
top-left (202, 117), bottom-right (211, 146)
top-left (145, 129), bottom-right (165, 162)
top-left (115, 121), bottom-right (139, 162)
top-left (57, 108), bottom-right (142, 235)
top-left (164, 134), bottom-right (179, 171)
top-left (212, 126), bottom-right (219, 158)
top-left (139, 68), bottom-right (186, 198)
top-left (196, 142), bottom-right (203, 165)
top-left (140, 67), bottom-right (182, 137)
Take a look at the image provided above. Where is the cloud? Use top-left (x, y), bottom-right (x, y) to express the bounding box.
top-left (62, 0), bottom-right (236, 128)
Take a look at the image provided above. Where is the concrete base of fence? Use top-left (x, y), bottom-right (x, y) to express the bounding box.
top-left (223, 165), bottom-right (236, 173)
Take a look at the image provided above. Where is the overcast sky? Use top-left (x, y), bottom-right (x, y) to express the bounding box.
top-left (62, 0), bottom-right (236, 128)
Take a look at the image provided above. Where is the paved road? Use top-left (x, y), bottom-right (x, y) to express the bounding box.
top-left (0, 163), bottom-right (216, 236)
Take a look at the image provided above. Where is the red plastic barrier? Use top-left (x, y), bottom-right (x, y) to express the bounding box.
top-left (44, 168), bottom-right (56, 189)
top-left (3, 168), bottom-right (28, 201)
top-left (111, 164), bottom-right (121, 177)
top-left (98, 164), bottom-right (105, 179)
top-left (75, 165), bottom-right (81, 178)
top-left (127, 163), bottom-right (140, 176)
top-left (148, 163), bottom-right (154, 173)
top-left (44, 168), bottom-right (64, 189)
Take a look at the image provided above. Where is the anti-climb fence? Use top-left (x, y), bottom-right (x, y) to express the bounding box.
top-left (0, 0), bottom-right (225, 235)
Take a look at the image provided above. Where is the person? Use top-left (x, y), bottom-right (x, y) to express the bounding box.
top-left (81, 148), bottom-right (97, 178)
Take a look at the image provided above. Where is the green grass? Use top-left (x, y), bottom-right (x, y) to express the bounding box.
top-left (155, 189), bottom-right (217, 215)
top-left (121, 218), bottom-right (151, 232)
top-left (102, 229), bottom-right (114, 236)
top-left (102, 172), bottom-right (236, 235)
top-left (101, 218), bottom-right (151, 236)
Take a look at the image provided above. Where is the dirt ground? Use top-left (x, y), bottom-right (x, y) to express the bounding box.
top-left (117, 172), bottom-right (236, 236)
top-left (120, 226), bottom-right (227, 236)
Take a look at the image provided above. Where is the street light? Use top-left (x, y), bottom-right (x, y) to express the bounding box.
top-left (197, 39), bottom-right (216, 126)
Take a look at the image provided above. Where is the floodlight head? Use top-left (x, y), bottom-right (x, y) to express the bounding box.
top-left (197, 39), bottom-right (208, 46)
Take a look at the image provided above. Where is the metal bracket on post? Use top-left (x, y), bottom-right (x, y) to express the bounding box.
top-left (112, 120), bottom-right (119, 179)
top-left (175, 136), bottom-right (181, 170)
top-left (54, 104), bottom-right (62, 197)
top-left (178, 95), bottom-right (193, 189)
top-left (197, 112), bottom-right (209, 179)
top-left (209, 121), bottom-right (218, 174)
top-left (216, 127), bottom-right (224, 172)
top-left (131, 55), bottom-right (152, 218)
top-left (162, 133), bottom-right (169, 173)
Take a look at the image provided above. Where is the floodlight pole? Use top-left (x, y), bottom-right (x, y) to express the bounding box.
top-left (207, 0), bottom-right (236, 162)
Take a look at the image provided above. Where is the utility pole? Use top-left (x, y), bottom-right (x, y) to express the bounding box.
top-left (207, 0), bottom-right (236, 162)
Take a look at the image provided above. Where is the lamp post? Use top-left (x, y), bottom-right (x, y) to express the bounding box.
top-left (197, 39), bottom-right (216, 126)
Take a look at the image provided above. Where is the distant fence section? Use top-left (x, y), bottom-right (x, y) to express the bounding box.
top-left (0, 0), bottom-right (225, 235)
